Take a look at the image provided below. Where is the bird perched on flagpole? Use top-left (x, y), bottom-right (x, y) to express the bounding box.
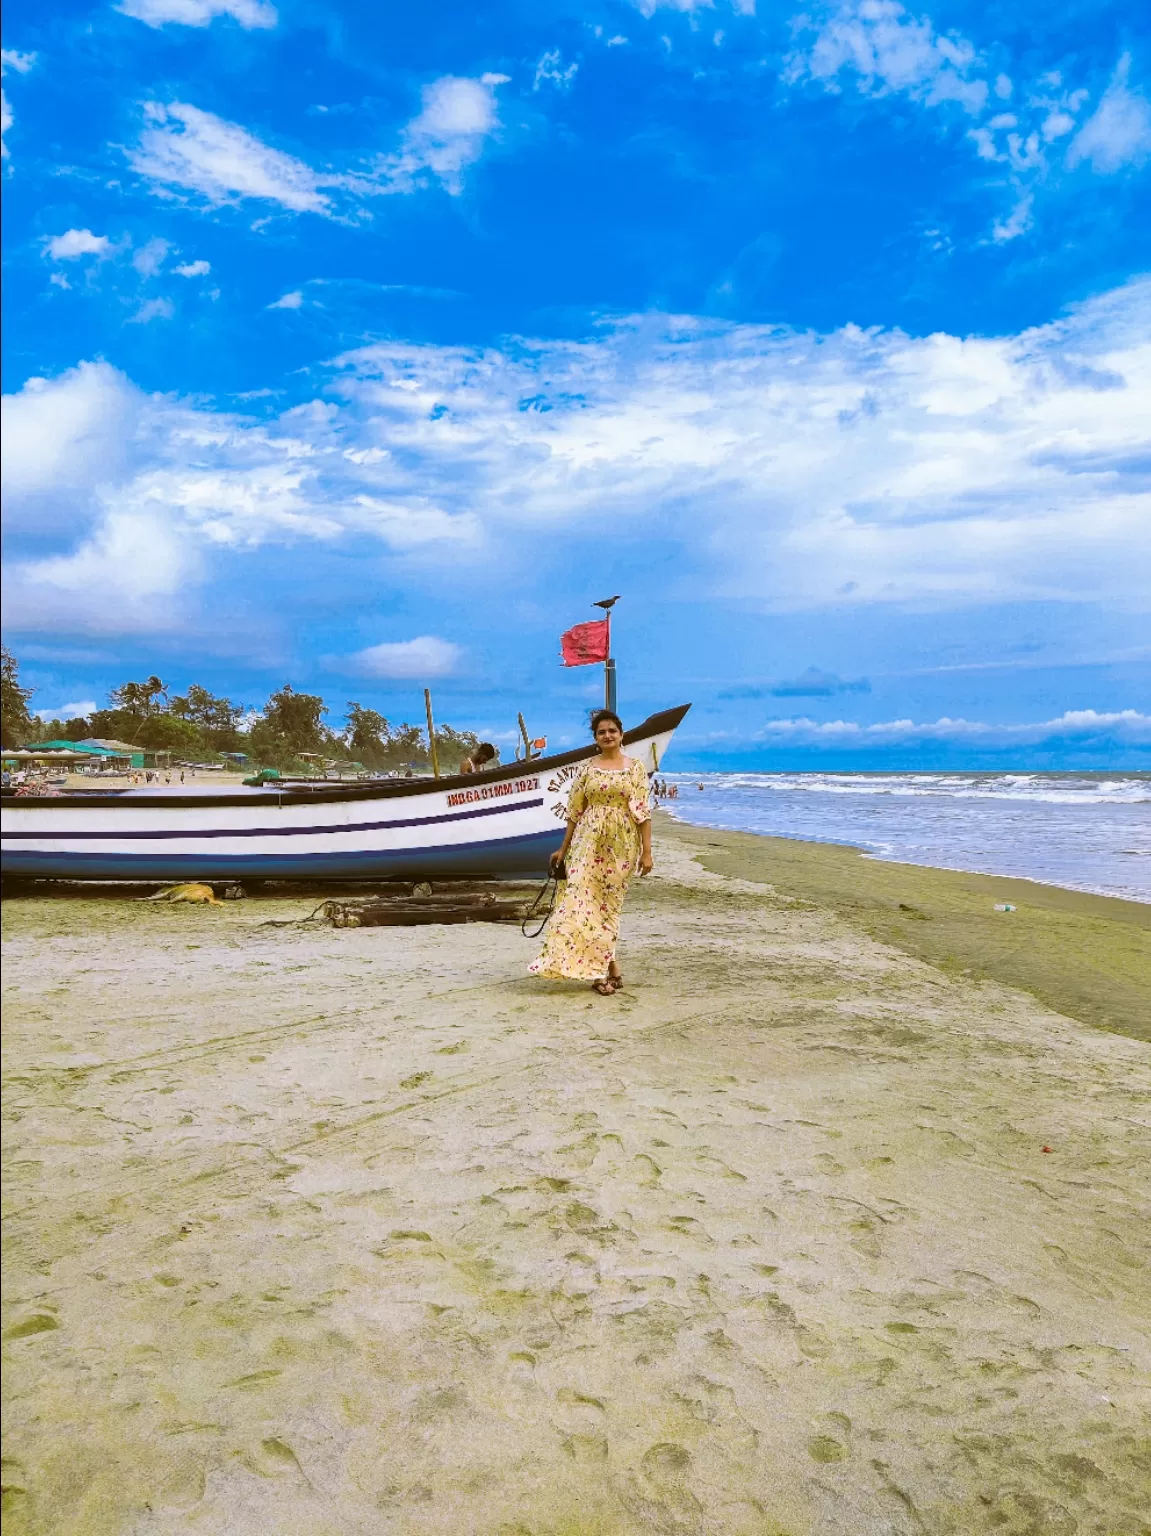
top-left (594, 596), bottom-right (621, 611)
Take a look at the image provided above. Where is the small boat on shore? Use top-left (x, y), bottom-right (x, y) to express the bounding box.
top-left (1, 705), bottom-right (689, 883)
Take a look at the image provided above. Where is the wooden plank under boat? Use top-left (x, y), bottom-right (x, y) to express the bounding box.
top-left (0, 704), bottom-right (690, 882)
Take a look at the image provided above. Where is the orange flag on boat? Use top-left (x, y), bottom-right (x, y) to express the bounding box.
top-left (560, 618), bottom-right (610, 666)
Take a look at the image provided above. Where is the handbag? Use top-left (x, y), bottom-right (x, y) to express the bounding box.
top-left (521, 858), bottom-right (566, 939)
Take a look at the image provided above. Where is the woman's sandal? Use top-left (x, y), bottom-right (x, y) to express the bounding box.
top-left (592, 979), bottom-right (615, 995)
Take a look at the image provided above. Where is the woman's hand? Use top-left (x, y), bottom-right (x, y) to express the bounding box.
top-left (639, 850), bottom-right (654, 876)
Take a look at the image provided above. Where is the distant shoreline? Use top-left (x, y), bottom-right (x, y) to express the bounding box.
top-left (661, 768), bottom-right (1150, 782)
top-left (659, 767), bottom-right (1150, 779)
top-left (660, 805), bottom-right (1150, 905)
top-left (654, 767), bottom-right (1148, 904)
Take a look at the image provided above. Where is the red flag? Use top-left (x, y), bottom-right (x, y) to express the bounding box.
top-left (560, 618), bottom-right (610, 667)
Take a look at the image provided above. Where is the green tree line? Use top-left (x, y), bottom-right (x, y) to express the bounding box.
top-left (1, 647), bottom-right (490, 774)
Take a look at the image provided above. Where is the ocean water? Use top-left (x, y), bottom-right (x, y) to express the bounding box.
top-left (658, 772), bottom-right (1151, 902)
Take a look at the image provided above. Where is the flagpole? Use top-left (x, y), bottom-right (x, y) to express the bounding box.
top-left (593, 595), bottom-right (620, 714)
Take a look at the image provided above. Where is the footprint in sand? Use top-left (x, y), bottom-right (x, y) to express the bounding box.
top-left (554, 1385), bottom-right (609, 1461)
top-left (694, 1154), bottom-right (748, 1181)
top-left (562, 1433), bottom-right (608, 1463)
top-left (244, 1437), bottom-right (307, 1480)
top-left (641, 1442), bottom-right (692, 1478)
top-left (808, 1435), bottom-right (849, 1463)
top-left (632, 1442), bottom-right (703, 1522)
top-left (809, 1410), bottom-right (852, 1463)
top-left (5, 1313), bottom-right (59, 1339)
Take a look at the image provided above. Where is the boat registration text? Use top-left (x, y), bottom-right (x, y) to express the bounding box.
top-left (446, 777), bottom-right (539, 808)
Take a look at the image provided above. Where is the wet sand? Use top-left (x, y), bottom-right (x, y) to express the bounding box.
top-left (2, 819), bottom-right (1149, 1534)
top-left (669, 819), bottom-right (1151, 1043)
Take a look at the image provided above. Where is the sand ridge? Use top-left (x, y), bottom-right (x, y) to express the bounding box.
top-left (2, 825), bottom-right (1149, 1534)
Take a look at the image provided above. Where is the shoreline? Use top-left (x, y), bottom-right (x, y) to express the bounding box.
top-left (658, 814), bottom-right (1151, 1043)
top-left (661, 807), bottom-right (1150, 905)
top-left (655, 764), bottom-right (1149, 906)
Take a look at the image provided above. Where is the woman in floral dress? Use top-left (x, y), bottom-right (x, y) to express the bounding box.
top-left (529, 710), bottom-right (653, 995)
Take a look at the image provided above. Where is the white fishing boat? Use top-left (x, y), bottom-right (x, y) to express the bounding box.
top-left (0, 705), bottom-right (689, 882)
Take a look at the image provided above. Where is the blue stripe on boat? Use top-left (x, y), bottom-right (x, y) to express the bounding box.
top-left (1, 796), bottom-right (544, 842)
top-left (1, 828), bottom-right (562, 881)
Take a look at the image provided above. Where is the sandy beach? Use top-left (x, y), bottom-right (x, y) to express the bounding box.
top-left (2, 816), bottom-right (1149, 1535)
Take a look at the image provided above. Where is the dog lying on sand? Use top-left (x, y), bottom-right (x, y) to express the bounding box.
top-left (144, 883), bottom-right (221, 905)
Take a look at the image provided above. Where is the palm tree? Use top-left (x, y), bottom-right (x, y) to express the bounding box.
top-left (110, 676), bottom-right (169, 742)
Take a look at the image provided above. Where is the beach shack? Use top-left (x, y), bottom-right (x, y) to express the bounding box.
top-left (23, 741), bottom-right (136, 772)
top-left (2, 748), bottom-right (128, 788)
top-left (78, 738), bottom-right (176, 771)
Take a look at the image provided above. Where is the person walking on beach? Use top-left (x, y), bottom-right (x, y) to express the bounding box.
top-left (529, 709), bottom-right (653, 995)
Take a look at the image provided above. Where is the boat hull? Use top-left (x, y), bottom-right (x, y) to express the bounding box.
top-left (1, 706), bottom-right (689, 882)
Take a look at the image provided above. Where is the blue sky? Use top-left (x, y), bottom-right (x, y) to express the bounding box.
top-left (2, 0), bottom-right (1149, 768)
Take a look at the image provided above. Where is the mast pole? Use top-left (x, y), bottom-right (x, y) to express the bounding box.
top-left (424, 688), bottom-right (440, 778)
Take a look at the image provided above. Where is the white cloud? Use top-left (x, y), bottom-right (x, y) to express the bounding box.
top-left (35, 509), bottom-right (192, 597)
top-left (44, 228), bottom-right (112, 260)
top-left (1, 361), bottom-right (142, 532)
top-left (991, 191), bottom-right (1032, 244)
top-left (342, 496), bottom-right (478, 548)
top-left (132, 236), bottom-right (171, 276)
top-left (117, 0), bottom-right (277, 28)
top-left (129, 296), bottom-right (175, 323)
top-left (753, 709), bottom-right (1151, 746)
top-left (786, 1), bottom-right (988, 115)
top-left (35, 700), bottom-right (98, 721)
top-left (344, 637), bottom-right (463, 679)
top-left (174, 258), bottom-right (211, 277)
top-left (1067, 54), bottom-right (1151, 174)
top-left (129, 101), bottom-right (331, 212)
top-left (6, 508), bottom-right (201, 636)
top-left (128, 77), bottom-right (507, 216)
top-left (2, 50), bottom-right (37, 162)
top-left (268, 289), bottom-right (304, 309)
top-left (634, 0), bottom-right (718, 15)
top-left (326, 276), bottom-right (1151, 609)
top-left (785, 5), bottom-right (1148, 239)
top-left (384, 75), bottom-right (505, 195)
top-left (534, 50), bottom-right (579, 92)
top-left (4, 278), bottom-right (1149, 640)
top-left (1, 359), bottom-right (479, 635)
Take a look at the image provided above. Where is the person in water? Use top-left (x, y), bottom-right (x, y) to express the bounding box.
top-left (460, 742), bottom-right (498, 774)
top-left (529, 709), bottom-right (653, 995)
